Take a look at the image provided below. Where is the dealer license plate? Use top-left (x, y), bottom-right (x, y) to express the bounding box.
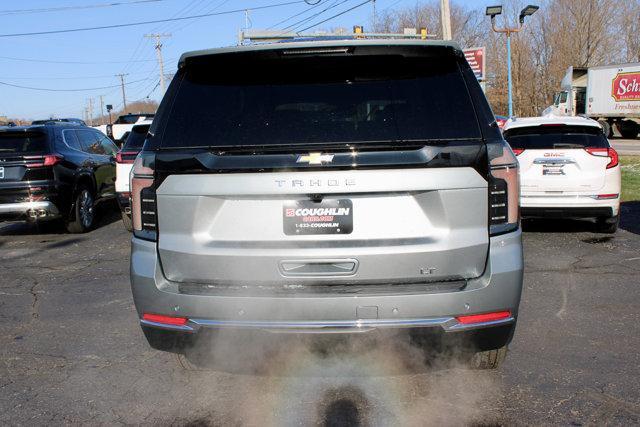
top-left (283, 199), bottom-right (353, 235)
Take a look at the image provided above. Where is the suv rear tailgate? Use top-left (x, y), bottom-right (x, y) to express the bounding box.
top-left (156, 168), bottom-right (488, 285)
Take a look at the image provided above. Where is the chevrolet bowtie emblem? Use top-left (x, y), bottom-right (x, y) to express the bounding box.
top-left (297, 153), bottom-right (334, 165)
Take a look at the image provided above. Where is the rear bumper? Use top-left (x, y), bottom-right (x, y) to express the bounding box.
top-left (520, 194), bottom-right (619, 218)
top-left (0, 200), bottom-right (60, 220)
top-left (521, 206), bottom-right (614, 218)
top-left (130, 230), bottom-right (523, 339)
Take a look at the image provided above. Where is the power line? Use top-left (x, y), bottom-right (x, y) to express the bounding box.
top-left (0, 0), bottom-right (166, 16)
top-left (0, 78), bottom-right (150, 92)
top-left (0, 1), bottom-right (306, 38)
top-left (266, 0), bottom-right (328, 29)
top-left (145, 81), bottom-right (161, 98)
top-left (0, 69), bottom-right (160, 80)
top-left (298, 0), bottom-right (372, 32)
top-left (282, 0), bottom-right (348, 33)
top-left (0, 55), bottom-right (163, 65)
top-left (166, 0), bottom-right (231, 34)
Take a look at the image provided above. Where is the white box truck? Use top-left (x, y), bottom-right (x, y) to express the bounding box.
top-left (543, 63), bottom-right (640, 139)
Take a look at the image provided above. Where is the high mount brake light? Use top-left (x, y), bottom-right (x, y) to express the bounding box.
top-left (487, 141), bottom-right (520, 236)
top-left (24, 154), bottom-right (63, 167)
top-left (585, 147), bottom-right (618, 169)
top-left (131, 153), bottom-right (157, 241)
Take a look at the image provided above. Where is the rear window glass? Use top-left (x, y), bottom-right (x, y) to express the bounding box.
top-left (504, 125), bottom-right (608, 150)
top-left (161, 52), bottom-right (481, 148)
top-left (0, 131), bottom-right (49, 154)
top-left (115, 115), bottom-right (153, 125)
top-left (122, 124), bottom-right (149, 151)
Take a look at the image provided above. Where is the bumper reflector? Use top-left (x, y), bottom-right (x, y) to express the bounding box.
top-left (456, 310), bottom-right (511, 325)
top-left (142, 313), bottom-right (188, 326)
top-left (595, 193), bottom-right (619, 200)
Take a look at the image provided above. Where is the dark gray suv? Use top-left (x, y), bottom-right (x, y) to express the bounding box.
top-left (129, 40), bottom-right (523, 369)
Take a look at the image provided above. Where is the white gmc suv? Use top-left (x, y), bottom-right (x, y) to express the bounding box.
top-left (503, 116), bottom-right (621, 233)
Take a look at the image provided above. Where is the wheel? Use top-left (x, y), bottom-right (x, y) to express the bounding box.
top-left (598, 120), bottom-right (612, 138)
top-left (121, 211), bottom-right (133, 232)
top-left (618, 120), bottom-right (639, 139)
top-left (66, 187), bottom-right (95, 233)
top-left (595, 215), bottom-right (619, 234)
top-left (470, 345), bottom-right (508, 369)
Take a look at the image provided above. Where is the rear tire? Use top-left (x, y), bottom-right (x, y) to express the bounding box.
top-left (598, 120), bottom-right (612, 138)
top-left (121, 211), bottom-right (133, 232)
top-left (470, 345), bottom-right (508, 369)
top-left (66, 187), bottom-right (95, 233)
top-left (595, 215), bottom-right (619, 234)
top-left (618, 120), bottom-right (639, 139)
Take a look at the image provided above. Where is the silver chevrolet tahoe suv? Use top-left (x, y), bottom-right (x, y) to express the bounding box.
top-left (130, 40), bottom-right (523, 369)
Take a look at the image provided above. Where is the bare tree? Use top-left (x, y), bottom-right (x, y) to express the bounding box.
top-left (370, 0), bottom-right (638, 117)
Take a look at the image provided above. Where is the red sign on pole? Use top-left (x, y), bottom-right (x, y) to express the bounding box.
top-left (612, 72), bottom-right (640, 101)
top-left (464, 47), bottom-right (485, 81)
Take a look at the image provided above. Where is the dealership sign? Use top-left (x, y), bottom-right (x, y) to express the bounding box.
top-left (464, 47), bottom-right (485, 81)
top-left (612, 72), bottom-right (640, 101)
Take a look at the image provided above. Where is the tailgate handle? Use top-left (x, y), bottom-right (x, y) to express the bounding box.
top-left (279, 259), bottom-right (358, 277)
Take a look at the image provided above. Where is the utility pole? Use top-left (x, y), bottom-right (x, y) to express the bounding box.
top-left (115, 73), bottom-right (128, 112)
top-left (372, 0), bottom-right (377, 31)
top-left (99, 95), bottom-right (105, 125)
top-left (87, 98), bottom-right (94, 126)
top-left (440, 0), bottom-right (452, 40)
top-left (144, 33), bottom-right (171, 94)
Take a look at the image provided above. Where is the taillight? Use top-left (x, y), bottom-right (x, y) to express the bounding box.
top-left (131, 152), bottom-right (157, 241)
top-left (24, 154), bottom-right (63, 168)
top-left (488, 141), bottom-right (520, 236)
top-left (115, 151), bottom-right (138, 164)
top-left (593, 193), bottom-right (619, 200)
top-left (511, 148), bottom-right (524, 156)
top-left (585, 147), bottom-right (618, 169)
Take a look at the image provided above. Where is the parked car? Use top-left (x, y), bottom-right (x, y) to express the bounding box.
top-left (503, 116), bottom-right (621, 233)
top-left (0, 123), bottom-right (118, 232)
top-left (115, 120), bottom-right (152, 231)
top-left (129, 39), bottom-right (523, 369)
top-left (31, 118), bottom-right (86, 126)
top-left (94, 113), bottom-right (154, 145)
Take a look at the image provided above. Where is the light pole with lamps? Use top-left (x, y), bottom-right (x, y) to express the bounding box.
top-left (486, 5), bottom-right (539, 118)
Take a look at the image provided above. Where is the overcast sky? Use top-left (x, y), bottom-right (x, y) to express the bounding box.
top-left (0, 0), bottom-right (493, 120)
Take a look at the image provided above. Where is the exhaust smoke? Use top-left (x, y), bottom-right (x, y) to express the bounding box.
top-left (175, 328), bottom-right (504, 426)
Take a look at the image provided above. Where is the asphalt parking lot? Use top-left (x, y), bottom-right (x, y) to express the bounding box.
top-left (1, 202), bottom-right (640, 426)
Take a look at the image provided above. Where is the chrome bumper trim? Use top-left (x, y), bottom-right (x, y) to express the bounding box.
top-left (141, 316), bottom-right (515, 334)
